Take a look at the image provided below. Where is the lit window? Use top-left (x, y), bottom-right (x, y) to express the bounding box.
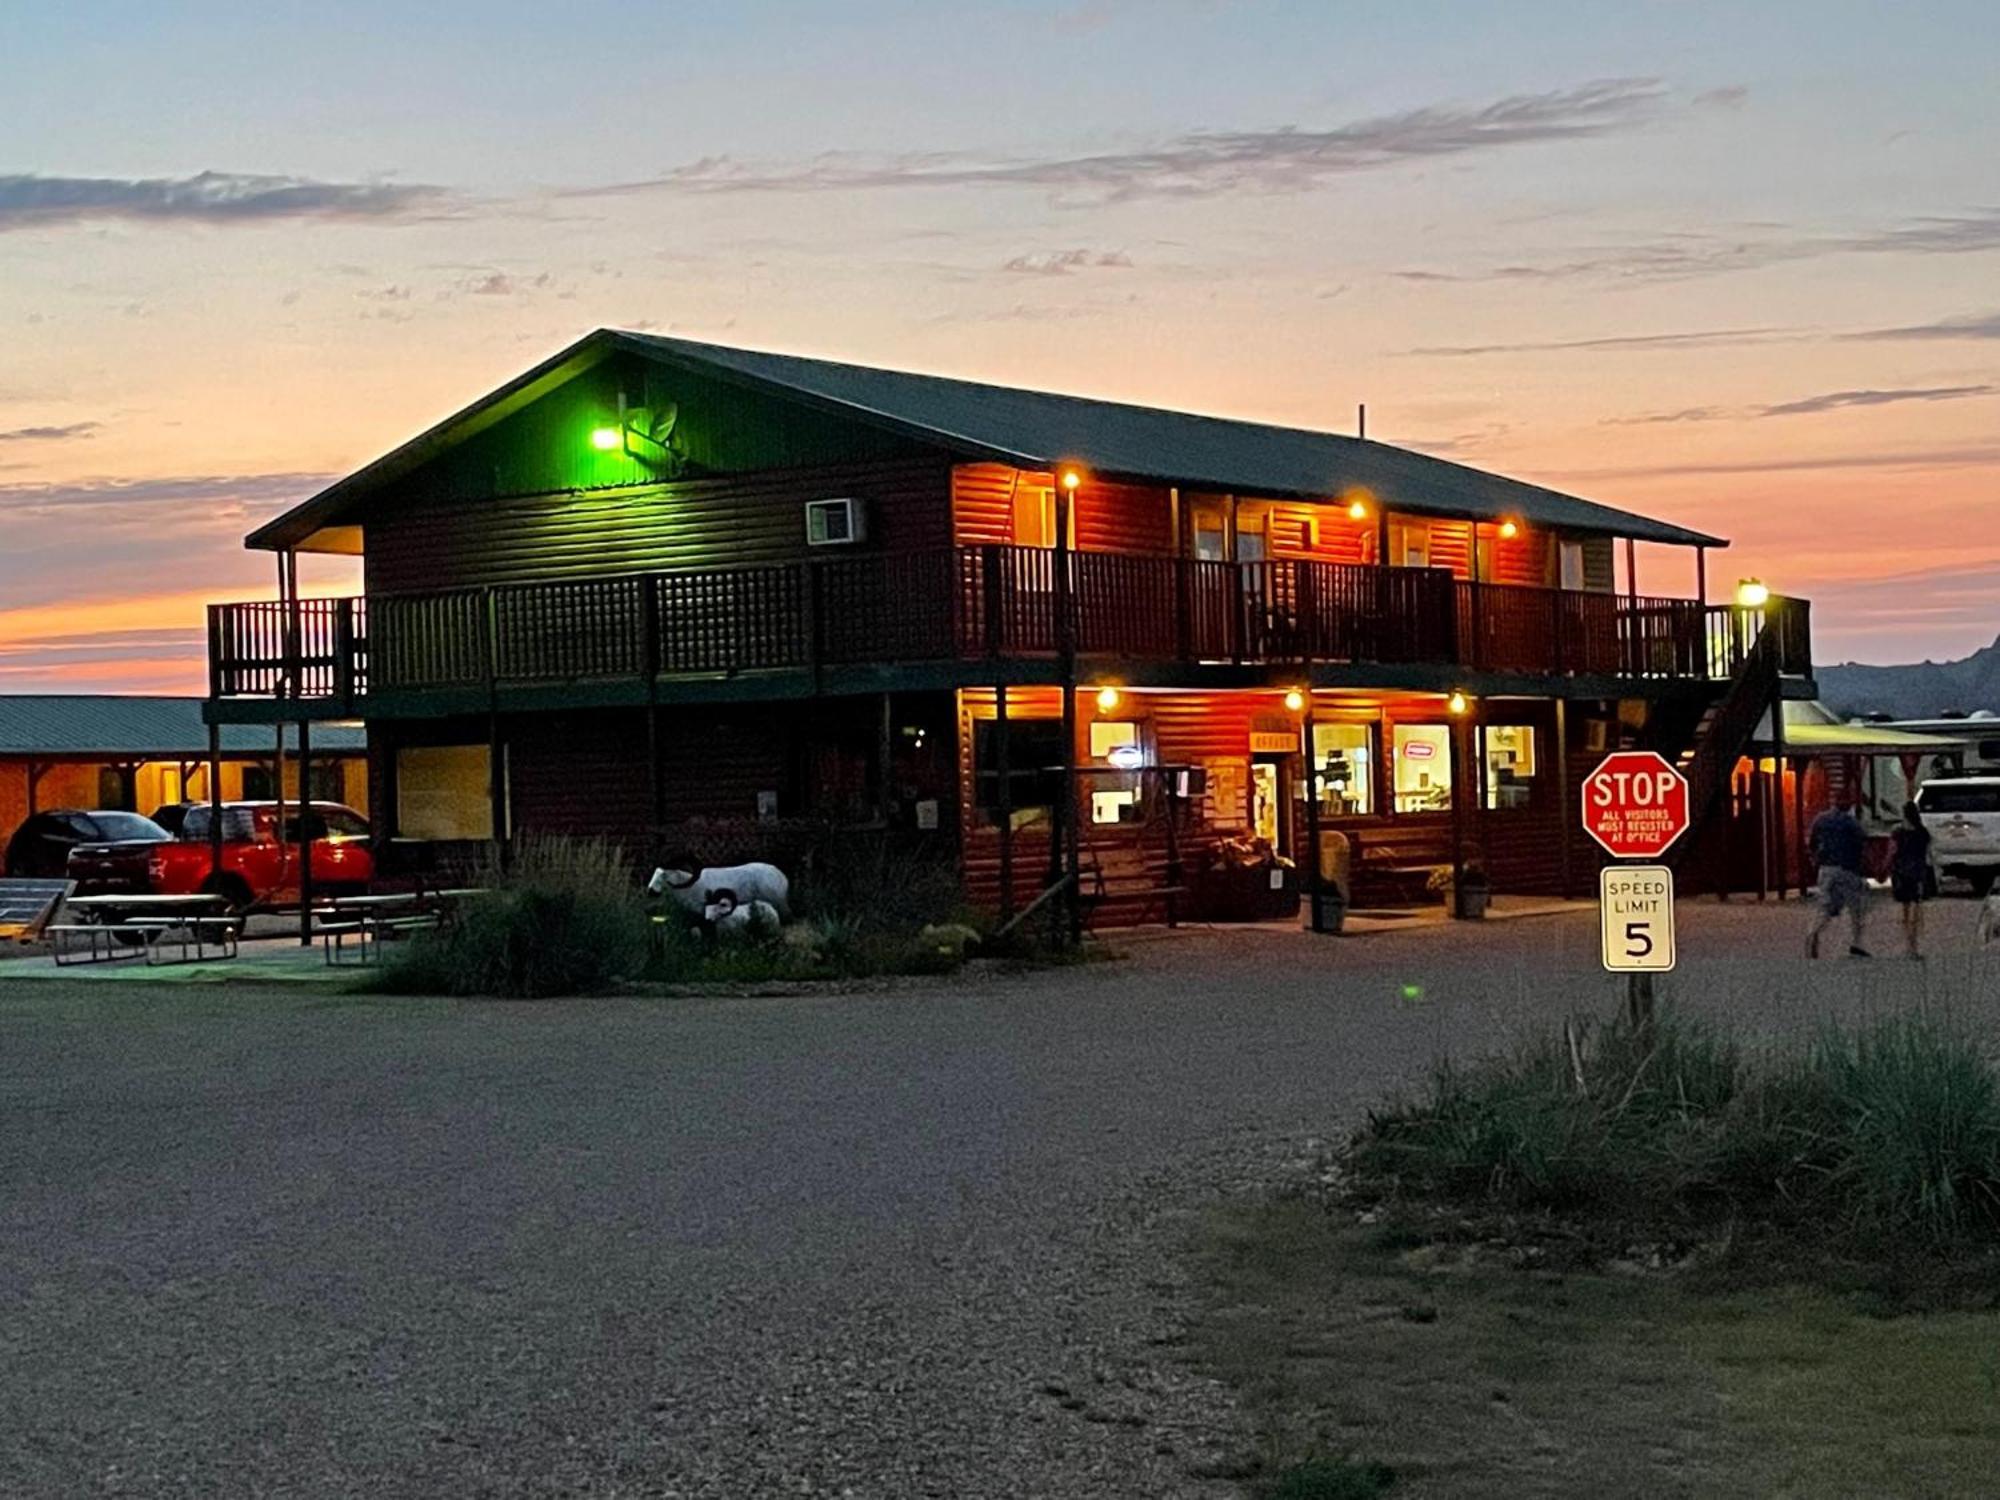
top-left (1092, 790), bottom-right (1138, 825)
top-left (1309, 722), bottom-right (1375, 816)
top-left (1480, 725), bottom-right (1537, 810)
top-left (1392, 724), bottom-right (1453, 812)
top-left (1089, 720), bottom-right (1140, 760)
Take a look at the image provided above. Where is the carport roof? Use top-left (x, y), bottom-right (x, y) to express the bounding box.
top-left (0, 697), bottom-right (366, 758)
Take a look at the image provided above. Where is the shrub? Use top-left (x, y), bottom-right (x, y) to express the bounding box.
top-left (372, 834), bottom-right (649, 998)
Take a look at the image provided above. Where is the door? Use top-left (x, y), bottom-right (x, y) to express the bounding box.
top-left (1251, 755), bottom-right (1291, 855)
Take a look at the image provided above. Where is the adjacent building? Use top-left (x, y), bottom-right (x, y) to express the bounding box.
top-left (0, 695), bottom-right (366, 841)
top-left (200, 330), bottom-right (1815, 924)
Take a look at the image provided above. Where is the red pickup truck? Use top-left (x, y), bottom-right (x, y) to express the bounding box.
top-left (146, 801), bottom-right (375, 911)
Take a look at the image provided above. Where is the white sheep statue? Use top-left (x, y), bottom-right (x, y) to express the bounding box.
top-left (702, 889), bottom-right (783, 939)
top-left (649, 860), bottom-right (791, 920)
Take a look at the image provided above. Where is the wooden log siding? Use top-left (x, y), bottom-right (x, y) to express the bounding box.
top-left (364, 455), bottom-right (955, 595)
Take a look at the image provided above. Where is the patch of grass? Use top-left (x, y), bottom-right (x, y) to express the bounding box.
top-left (1190, 1198), bottom-right (2000, 1500)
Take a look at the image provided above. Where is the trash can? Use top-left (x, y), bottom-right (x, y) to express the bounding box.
top-left (1306, 830), bottom-right (1352, 933)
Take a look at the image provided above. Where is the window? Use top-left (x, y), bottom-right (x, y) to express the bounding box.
top-left (96, 767), bottom-right (132, 810)
top-left (1395, 520), bottom-right (1431, 569)
top-left (973, 718), bottom-right (1066, 827)
top-left (240, 765), bottom-right (274, 800)
top-left (1088, 720), bottom-right (1144, 824)
top-left (1309, 722), bottom-right (1375, 816)
top-left (1392, 724), bottom-right (1453, 812)
top-left (1480, 724), bottom-right (1538, 810)
top-left (1012, 484), bottom-right (1054, 547)
top-left (1917, 783), bottom-right (2000, 815)
top-left (1559, 540), bottom-right (1586, 591)
top-left (1193, 511), bottom-right (1227, 562)
top-left (395, 744), bottom-right (494, 841)
top-left (181, 807), bottom-right (257, 843)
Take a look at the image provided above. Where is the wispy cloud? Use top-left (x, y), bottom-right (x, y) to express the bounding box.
top-left (1541, 443), bottom-right (2000, 482)
top-left (0, 471), bottom-right (333, 516)
top-left (0, 171), bottom-right (445, 232)
top-left (0, 420), bottom-right (98, 443)
top-left (576, 78), bottom-right (1669, 205)
top-left (1760, 384), bottom-right (1995, 416)
top-left (1412, 325), bottom-right (1805, 357)
top-left (1605, 385), bottom-right (1996, 425)
top-left (1844, 310), bottom-right (2000, 342)
top-left (1000, 248), bottom-right (1134, 275)
top-left (1396, 206), bottom-right (2000, 284)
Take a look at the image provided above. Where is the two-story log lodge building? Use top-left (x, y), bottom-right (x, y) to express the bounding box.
top-left (204, 330), bottom-right (1814, 927)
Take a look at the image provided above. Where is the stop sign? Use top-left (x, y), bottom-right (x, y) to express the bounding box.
top-left (1582, 751), bottom-right (1691, 858)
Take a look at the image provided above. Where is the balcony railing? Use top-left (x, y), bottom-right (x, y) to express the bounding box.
top-left (209, 545), bottom-right (1811, 702)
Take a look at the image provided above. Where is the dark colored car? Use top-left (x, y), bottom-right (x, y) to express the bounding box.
top-left (5, 810), bottom-right (171, 881)
top-left (148, 803), bottom-right (190, 837)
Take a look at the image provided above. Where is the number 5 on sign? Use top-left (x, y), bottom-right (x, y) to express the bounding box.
top-left (1600, 865), bottom-right (1676, 972)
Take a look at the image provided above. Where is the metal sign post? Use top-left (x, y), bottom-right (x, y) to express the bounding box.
top-left (1585, 754), bottom-right (1691, 1032)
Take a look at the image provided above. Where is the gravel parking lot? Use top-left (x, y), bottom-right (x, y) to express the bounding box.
top-left (3, 897), bottom-right (1996, 1498)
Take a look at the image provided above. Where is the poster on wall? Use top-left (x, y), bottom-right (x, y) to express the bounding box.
top-left (1202, 757), bottom-right (1247, 829)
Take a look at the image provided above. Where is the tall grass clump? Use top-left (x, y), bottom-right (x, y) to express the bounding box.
top-left (1355, 1013), bottom-right (1741, 1212)
top-left (374, 834), bottom-right (649, 998)
top-left (1351, 1008), bottom-right (2000, 1253)
top-left (1811, 1014), bottom-right (2000, 1240)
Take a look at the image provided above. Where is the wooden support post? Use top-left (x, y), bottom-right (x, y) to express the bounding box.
top-left (995, 683), bottom-right (1014, 923)
top-left (1624, 537), bottom-right (1638, 601)
top-left (1052, 479), bottom-right (1081, 947)
top-left (1695, 545), bottom-right (1708, 607)
top-left (877, 692), bottom-right (895, 827)
top-left (1771, 693), bottom-right (1789, 900)
top-left (1792, 754), bottom-right (1809, 895)
top-left (1302, 705), bottom-right (1324, 932)
top-left (207, 722), bottom-right (225, 879)
top-left (1447, 710), bottom-right (1469, 919)
top-left (1555, 698), bottom-right (1573, 898)
top-left (297, 717), bottom-right (314, 947)
top-left (25, 760), bottom-right (41, 816)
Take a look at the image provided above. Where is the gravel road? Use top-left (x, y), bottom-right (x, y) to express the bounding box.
top-left (3, 900), bottom-right (1994, 1497)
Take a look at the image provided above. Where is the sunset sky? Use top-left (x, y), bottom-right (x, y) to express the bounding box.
top-left (6, 0), bottom-right (1999, 691)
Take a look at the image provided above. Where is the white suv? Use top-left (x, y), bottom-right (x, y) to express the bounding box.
top-left (1915, 777), bottom-right (2000, 897)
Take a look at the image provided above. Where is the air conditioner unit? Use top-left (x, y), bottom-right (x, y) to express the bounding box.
top-left (805, 497), bottom-right (866, 546)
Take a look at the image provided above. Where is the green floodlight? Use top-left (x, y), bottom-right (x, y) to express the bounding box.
top-left (589, 426), bottom-right (622, 451)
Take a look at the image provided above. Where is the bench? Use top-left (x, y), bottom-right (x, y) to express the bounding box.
top-left (48, 915), bottom-right (239, 967)
top-left (1083, 844), bottom-right (1189, 929)
top-left (1347, 826), bottom-right (1454, 906)
top-left (314, 908), bottom-right (442, 965)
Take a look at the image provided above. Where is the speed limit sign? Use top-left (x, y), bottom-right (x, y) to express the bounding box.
top-left (1600, 864), bottom-right (1676, 972)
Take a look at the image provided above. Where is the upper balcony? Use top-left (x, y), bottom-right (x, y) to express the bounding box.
top-left (207, 545), bottom-right (1813, 718)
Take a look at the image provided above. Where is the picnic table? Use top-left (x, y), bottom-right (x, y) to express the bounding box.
top-left (312, 888), bottom-right (488, 965)
top-left (51, 893), bottom-right (239, 967)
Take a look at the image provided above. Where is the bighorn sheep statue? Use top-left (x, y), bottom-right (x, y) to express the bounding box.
top-left (648, 860), bottom-right (791, 919)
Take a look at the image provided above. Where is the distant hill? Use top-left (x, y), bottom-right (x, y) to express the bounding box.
top-left (1816, 634), bottom-right (2000, 719)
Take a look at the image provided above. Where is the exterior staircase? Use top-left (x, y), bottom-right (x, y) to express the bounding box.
top-left (1669, 621), bottom-right (1784, 870)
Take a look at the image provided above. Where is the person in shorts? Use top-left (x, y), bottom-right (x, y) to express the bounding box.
top-left (1807, 798), bottom-right (1871, 959)
top-left (1889, 799), bottom-right (1934, 959)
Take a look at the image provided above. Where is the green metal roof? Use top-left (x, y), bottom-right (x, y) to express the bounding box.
top-left (0, 697), bottom-right (366, 758)
top-left (249, 328), bottom-right (1726, 550)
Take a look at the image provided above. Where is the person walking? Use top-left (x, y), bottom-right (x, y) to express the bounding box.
top-left (1889, 799), bottom-right (1934, 959)
top-left (1807, 797), bottom-right (1872, 959)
